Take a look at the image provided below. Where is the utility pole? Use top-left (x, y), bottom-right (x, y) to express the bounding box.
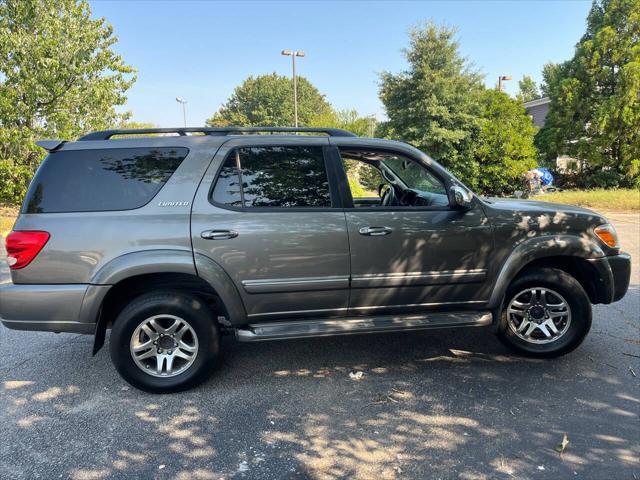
top-left (175, 97), bottom-right (187, 127)
top-left (281, 50), bottom-right (305, 127)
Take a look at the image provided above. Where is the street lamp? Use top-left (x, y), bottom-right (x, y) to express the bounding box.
top-left (281, 50), bottom-right (305, 127)
top-left (498, 75), bottom-right (512, 92)
top-left (175, 97), bottom-right (187, 127)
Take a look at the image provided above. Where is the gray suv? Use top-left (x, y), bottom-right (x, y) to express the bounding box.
top-left (1, 127), bottom-right (631, 392)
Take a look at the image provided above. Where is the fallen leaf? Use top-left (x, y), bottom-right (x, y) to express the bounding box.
top-left (555, 434), bottom-right (569, 455)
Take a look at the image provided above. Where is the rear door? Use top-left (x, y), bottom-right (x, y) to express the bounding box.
top-left (191, 136), bottom-right (350, 322)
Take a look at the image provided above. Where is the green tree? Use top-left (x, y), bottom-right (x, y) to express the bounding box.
top-left (312, 109), bottom-right (376, 137)
top-left (537, 0), bottom-right (640, 187)
top-left (0, 0), bottom-right (136, 203)
top-left (475, 90), bottom-right (538, 194)
top-left (378, 22), bottom-right (485, 187)
top-left (206, 73), bottom-right (334, 127)
top-left (516, 75), bottom-right (540, 102)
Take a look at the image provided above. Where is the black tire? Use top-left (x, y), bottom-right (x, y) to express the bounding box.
top-left (497, 267), bottom-right (592, 358)
top-left (109, 290), bottom-right (219, 393)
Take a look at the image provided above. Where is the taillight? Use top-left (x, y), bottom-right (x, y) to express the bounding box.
top-left (5, 231), bottom-right (50, 269)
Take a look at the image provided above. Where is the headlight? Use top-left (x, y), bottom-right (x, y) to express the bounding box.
top-left (594, 224), bottom-right (619, 248)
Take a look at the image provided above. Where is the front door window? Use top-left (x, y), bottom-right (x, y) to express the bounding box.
top-left (339, 149), bottom-right (449, 208)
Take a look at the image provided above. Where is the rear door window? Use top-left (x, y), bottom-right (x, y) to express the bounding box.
top-left (211, 146), bottom-right (332, 208)
top-left (24, 147), bottom-right (188, 213)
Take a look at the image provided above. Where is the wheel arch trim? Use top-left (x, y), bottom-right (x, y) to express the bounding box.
top-left (90, 249), bottom-right (247, 354)
top-left (90, 249), bottom-right (197, 285)
top-left (488, 234), bottom-right (609, 309)
top-left (193, 252), bottom-right (247, 326)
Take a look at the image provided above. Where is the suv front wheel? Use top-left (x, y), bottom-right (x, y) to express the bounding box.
top-left (497, 268), bottom-right (592, 357)
top-left (109, 291), bottom-right (219, 393)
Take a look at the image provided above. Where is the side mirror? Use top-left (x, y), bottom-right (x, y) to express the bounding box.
top-left (450, 185), bottom-right (473, 209)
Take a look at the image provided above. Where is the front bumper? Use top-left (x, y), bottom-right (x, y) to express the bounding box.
top-left (608, 252), bottom-right (632, 302)
top-left (587, 252), bottom-right (632, 304)
top-left (0, 283), bottom-right (109, 334)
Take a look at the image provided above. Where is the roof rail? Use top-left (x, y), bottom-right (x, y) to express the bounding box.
top-left (78, 127), bottom-right (357, 141)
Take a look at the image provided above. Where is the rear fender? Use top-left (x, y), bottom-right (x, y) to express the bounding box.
top-left (90, 250), bottom-right (247, 354)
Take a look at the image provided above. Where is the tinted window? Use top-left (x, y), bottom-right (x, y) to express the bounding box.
top-left (211, 146), bottom-right (331, 208)
top-left (210, 152), bottom-right (243, 207)
top-left (24, 147), bottom-right (188, 213)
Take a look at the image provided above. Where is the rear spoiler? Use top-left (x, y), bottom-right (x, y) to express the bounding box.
top-left (35, 140), bottom-right (65, 152)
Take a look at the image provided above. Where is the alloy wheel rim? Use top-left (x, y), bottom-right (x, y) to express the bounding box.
top-left (130, 314), bottom-right (199, 377)
top-left (507, 287), bottom-right (571, 344)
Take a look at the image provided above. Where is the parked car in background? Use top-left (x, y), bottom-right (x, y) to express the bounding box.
top-left (1, 127), bottom-right (631, 392)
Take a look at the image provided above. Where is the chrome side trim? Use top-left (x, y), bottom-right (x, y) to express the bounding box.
top-left (351, 269), bottom-right (487, 288)
top-left (236, 311), bottom-right (493, 342)
top-left (349, 300), bottom-right (486, 312)
top-left (247, 307), bottom-right (349, 319)
top-left (242, 275), bottom-right (350, 294)
top-left (247, 300), bottom-right (486, 319)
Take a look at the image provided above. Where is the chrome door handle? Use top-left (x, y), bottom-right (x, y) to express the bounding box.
top-left (359, 226), bottom-right (392, 236)
top-left (201, 230), bottom-right (238, 240)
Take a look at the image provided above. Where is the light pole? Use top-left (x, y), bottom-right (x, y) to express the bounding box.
top-left (368, 115), bottom-right (376, 137)
top-left (498, 75), bottom-right (512, 92)
top-left (175, 97), bottom-right (187, 127)
top-left (281, 50), bottom-right (305, 127)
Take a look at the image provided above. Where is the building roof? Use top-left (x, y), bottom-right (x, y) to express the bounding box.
top-left (523, 97), bottom-right (550, 108)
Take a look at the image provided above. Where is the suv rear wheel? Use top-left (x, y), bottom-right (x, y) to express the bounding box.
top-left (497, 268), bottom-right (592, 357)
top-left (109, 291), bottom-right (219, 393)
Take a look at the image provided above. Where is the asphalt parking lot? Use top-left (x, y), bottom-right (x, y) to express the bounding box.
top-left (0, 213), bottom-right (638, 480)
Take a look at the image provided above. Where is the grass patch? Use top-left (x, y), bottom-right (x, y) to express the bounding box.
top-left (538, 189), bottom-right (640, 212)
top-left (0, 204), bottom-right (18, 237)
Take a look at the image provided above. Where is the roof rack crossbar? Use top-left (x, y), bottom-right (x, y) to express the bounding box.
top-left (78, 127), bottom-right (357, 141)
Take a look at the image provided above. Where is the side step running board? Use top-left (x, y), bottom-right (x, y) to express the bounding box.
top-left (235, 311), bottom-right (492, 342)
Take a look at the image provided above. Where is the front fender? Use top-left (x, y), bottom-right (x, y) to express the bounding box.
top-left (487, 234), bottom-right (608, 309)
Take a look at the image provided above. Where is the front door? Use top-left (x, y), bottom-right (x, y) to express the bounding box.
top-left (331, 142), bottom-right (493, 316)
top-left (191, 137), bottom-right (350, 322)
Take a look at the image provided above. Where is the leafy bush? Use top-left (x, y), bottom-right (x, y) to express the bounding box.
top-left (0, 160), bottom-right (33, 205)
top-left (555, 166), bottom-right (635, 190)
top-left (347, 177), bottom-right (368, 198)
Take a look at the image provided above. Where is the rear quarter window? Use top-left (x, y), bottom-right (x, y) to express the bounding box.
top-left (23, 147), bottom-right (188, 213)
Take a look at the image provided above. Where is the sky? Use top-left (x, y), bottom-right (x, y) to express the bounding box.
top-left (90, 0), bottom-right (593, 128)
